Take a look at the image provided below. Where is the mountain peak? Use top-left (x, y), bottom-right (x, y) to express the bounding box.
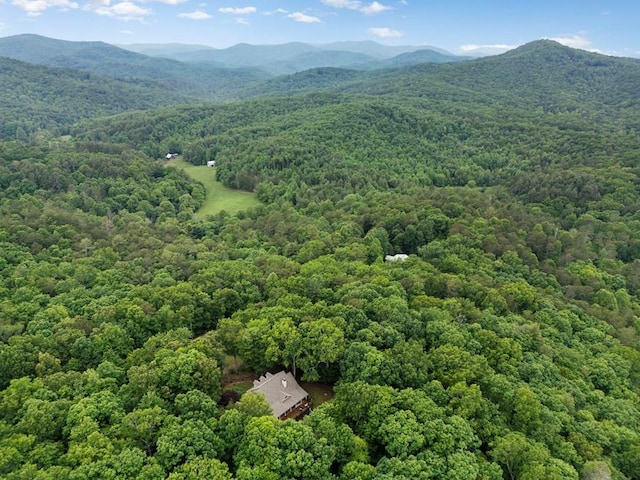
top-left (502, 39), bottom-right (573, 56)
top-left (494, 39), bottom-right (621, 67)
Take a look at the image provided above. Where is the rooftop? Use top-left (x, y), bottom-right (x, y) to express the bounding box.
top-left (248, 371), bottom-right (309, 419)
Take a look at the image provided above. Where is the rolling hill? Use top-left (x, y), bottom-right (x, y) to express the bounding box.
top-left (0, 55), bottom-right (197, 140)
top-left (357, 48), bottom-right (470, 70)
top-left (0, 34), bottom-right (271, 98)
top-left (235, 40), bottom-right (640, 121)
top-left (6, 35), bottom-right (640, 143)
top-left (72, 40), bottom-right (640, 200)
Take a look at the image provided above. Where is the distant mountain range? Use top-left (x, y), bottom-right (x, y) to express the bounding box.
top-left (233, 40), bottom-right (640, 117)
top-left (1, 34), bottom-right (639, 141)
top-left (0, 35), bottom-right (466, 78)
top-left (118, 39), bottom-right (466, 74)
top-left (0, 34), bottom-right (270, 97)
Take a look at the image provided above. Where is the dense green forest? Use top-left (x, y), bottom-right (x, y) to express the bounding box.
top-left (0, 56), bottom-right (196, 141)
top-left (1, 38), bottom-right (640, 479)
top-left (0, 34), bottom-right (468, 141)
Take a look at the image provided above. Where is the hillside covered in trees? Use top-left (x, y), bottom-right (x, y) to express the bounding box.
top-left (1, 39), bottom-right (640, 480)
top-left (0, 34), bottom-right (469, 141)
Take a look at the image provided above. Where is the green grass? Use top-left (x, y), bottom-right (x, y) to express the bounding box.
top-left (170, 158), bottom-right (260, 216)
top-left (225, 381), bottom-right (254, 395)
top-left (301, 382), bottom-right (334, 407)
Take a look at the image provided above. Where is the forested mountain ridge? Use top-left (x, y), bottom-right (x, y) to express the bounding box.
top-left (122, 39), bottom-right (449, 61)
top-left (357, 48), bottom-right (470, 70)
top-left (0, 34), bottom-right (466, 141)
top-left (0, 34), bottom-right (148, 67)
top-left (237, 40), bottom-right (640, 116)
top-left (421, 40), bottom-right (640, 116)
top-left (74, 40), bottom-right (640, 200)
top-left (4, 36), bottom-right (638, 143)
top-left (0, 33), bottom-right (462, 81)
top-left (317, 39), bottom-right (454, 57)
top-left (1, 39), bottom-right (640, 479)
top-left (0, 34), bottom-right (271, 99)
top-left (0, 55), bottom-right (197, 141)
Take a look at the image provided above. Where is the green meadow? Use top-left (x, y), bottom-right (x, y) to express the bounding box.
top-left (170, 158), bottom-right (260, 216)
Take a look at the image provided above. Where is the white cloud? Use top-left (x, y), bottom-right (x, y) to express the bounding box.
top-left (322, 0), bottom-right (359, 8)
top-left (288, 11), bottom-right (321, 23)
top-left (459, 43), bottom-right (517, 53)
top-left (88, 0), bottom-right (110, 8)
top-left (545, 34), bottom-right (593, 50)
top-left (218, 6), bottom-right (256, 14)
top-left (92, 1), bottom-right (151, 20)
top-left (178, 9), bottom-right (211, 19)
top-left (153, 0), bottom-right (187, 4)
top-left (360, 1), bottom-right (391, 14)
top-left (368, 27), bottom-right (402, 38)
top-left (322, 0), bottom-right (391, 14)
top-left (264, 8), bottom-right (287, 15)
top-left (11, 0), bottom-right (78, 16)
top-left (235, 17), bottom-right (249, 24)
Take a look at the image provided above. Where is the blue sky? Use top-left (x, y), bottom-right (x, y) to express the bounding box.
top-left (1, 0), bottom-right (639, 56)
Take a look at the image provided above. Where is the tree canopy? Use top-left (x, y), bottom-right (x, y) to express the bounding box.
top-left (2, 39), bottom-right (640, 479)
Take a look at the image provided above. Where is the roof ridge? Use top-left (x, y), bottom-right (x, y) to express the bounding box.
top-left (253, 370), bottom-right (287, 388)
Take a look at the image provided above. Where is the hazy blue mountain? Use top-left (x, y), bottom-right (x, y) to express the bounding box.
top-left (357, 49), bottom-right (470, 69)
top-left (119, 40), bottom-right (439, 61)
top-left (262, 50), bottom-right (375, 75)
top-left (0, 34), bottom-right (271, 97)
top-left (117, 39), bottom-right (465, 73)
top-left (268, 48), bottom-right (466, 74)
top-left (0, 33), bottom-right (111, 64)
top-left (146, 43), bottom-right (377, 74)
top-left (0, 33), bottom-right (177, 71)
top-left (153, 42), bottom-right (323, 66)
top-left (118, 42), bottom-right (217, 57)
top-left (313, 40), bottom-right (454, 58)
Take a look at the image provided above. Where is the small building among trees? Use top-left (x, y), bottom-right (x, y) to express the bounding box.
top-left (385, 253), bottom-right (409, 262)
top-left (248, 371), bottom-right (311, 420)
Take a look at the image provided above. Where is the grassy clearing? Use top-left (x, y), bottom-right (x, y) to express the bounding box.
top-left (301, 382), bottom-right (334, 407)
top-left (225, 381), bottom-right (255, 395)
top-left (169, 158), bottom-right (260, 216)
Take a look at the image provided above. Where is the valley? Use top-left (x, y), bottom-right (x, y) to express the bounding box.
top-left (167, 157), bottom-right (260, 216)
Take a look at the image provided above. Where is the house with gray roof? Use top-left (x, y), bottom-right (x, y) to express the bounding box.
top-left (248, 371), bottom-right (311, 420)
